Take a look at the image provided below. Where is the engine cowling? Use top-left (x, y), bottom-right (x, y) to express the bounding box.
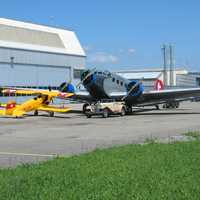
top-left (59, 82), bottom-right (75, 93)
top-left (81, 70), bottom-right (96, 85)
top-left (127, 80), bottom-right (144, 97)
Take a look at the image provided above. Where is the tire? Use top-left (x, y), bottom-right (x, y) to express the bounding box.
top-left (102, 108), bottom-right (109, 118)
top-left (120, 107), bottom-right (126, 116)
top-left (83, 103), bottom-right (89, 114)
top-left (175, 102), bottom-right (180, 108)
top-left (34, 110), bottom-right (38, 116)
top-left (49, 112), bottom-right (54, 117)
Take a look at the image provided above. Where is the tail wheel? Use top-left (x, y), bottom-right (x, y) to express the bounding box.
top-left (102, 108), bottom-right (109, 118)
top-left (34, 110), bottom-right (38, 116)
top-left (120, 107), bottom-right (126, 116)
top-left (49, 112), bottom-right (54, 117)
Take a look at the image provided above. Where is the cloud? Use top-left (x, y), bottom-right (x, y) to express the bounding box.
top-left (83, 45), bottom-right (93, 52)
top-left (128, 48), bottom-right (136, 54)
top-left (88, 52), bottom-right (119, 64)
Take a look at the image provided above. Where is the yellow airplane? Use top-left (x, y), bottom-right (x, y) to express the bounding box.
top-left (0, 88), bottom-right (74, 118)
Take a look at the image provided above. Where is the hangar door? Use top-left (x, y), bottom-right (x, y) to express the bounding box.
top-left (0, 64), bottom-right (71, 87)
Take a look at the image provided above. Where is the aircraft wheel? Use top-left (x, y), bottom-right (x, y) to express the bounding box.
top-left (49, 112), bottom-right (54, 117)
top-left (175, 102), bottom-right (180, 108)
top-left (120, 107), bottom-right (126, 116)
top-left (126, 106), bottom-right (133, 115)
top-left (102, 108), bottom-right (109, 118)
top-left (34, 110), bottom-right (38, 116)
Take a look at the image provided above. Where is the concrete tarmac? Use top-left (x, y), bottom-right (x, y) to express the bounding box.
top-left (0, 102), bottom-right (200, 168)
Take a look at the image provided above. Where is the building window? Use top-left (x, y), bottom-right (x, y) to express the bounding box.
top-left (112, 78), bottom-right (115, 82)
top-left (74, 69), bottom-right (84, 79)
top-left (121, 81), bottom-right (123, 86)
top-left (116, 80), bottom-right (119, 84)
top-left (196, 78), bottom-right (200, 86)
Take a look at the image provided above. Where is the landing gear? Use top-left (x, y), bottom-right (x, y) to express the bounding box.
top-left (163, 102), bottom-right (180, 109)
top-left (34, 110), bottom-right (38, 116)
top-left (49, 111), bottom-right (54, 117)
top-left (126, 106), bottom-right (133, 115)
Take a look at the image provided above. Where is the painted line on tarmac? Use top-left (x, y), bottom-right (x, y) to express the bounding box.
top-left (0, 152), bottom-right (57, 157)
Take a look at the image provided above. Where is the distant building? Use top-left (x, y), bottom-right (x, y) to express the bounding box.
top-left (0, 18), bottom-right (86, 88)
top-left (116, 68), bottom-right (200, 90)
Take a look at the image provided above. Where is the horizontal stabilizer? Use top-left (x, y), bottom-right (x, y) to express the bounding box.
top-left (37, 105), bottom-right (71, 113)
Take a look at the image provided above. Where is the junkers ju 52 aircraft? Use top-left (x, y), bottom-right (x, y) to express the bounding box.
top-left (0, 88), bottom-right (73, 118)
top-left (60, 68), bottom-right (200, 114)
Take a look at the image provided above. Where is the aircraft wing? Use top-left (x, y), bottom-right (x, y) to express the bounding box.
top-left (108, 88), bottom-right (200, 106)
top-left (70, 91), bottom-right (94, 102)
top-left (0, 108), bottom-right (6, 116)
top-left (136, 88), bottom-right (200, 106)
top-left (37, 105), bottom-right (71, 113)
top-left (0, 103), bottom-right (7, 108)
top-left (1, 88), bottom-right (74, 99)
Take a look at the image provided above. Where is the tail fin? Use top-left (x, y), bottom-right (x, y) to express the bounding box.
top-left (154, 79), bottom-right (164, 91)
top-left (5, 100), bottom-right (16, 115)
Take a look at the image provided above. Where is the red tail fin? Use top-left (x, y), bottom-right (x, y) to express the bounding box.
top-left (6, 101), bottom-right (16, 110)
top-left (154, 79), bottom-right (164, 91)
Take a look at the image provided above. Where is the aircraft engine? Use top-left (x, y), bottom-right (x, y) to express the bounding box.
top-left (127, 80), bottom-right (144, 98)
top-left (81, 70), bottom-right (96, 85)
top-left (59, 82), bottom-right (75, 93)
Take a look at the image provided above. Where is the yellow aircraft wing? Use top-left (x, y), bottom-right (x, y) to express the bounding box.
top-left (2, 88), bottom-right (74, 98)
top-left (0, 109), bottom-right (6, 116)
top-left (37, 105), bottom-right (71, 113)
top-left (0, 103), bottom-right (6, 107)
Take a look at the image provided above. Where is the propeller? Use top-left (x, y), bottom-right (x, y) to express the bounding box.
top-left (121, 78), bottom-right (144, 101)
top-left (76, 67), bottom-right (96, 88)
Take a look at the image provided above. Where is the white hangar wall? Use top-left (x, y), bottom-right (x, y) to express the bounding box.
top-left (0, 18), bottom-right (86, 88)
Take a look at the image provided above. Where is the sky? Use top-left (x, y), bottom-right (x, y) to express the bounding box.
top-left (1, 0), bottom-right (200, 70)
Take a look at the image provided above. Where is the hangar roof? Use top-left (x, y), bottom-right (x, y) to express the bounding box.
top-left (0, 18), bottom-right (86, 57)
top-left (117, 72), bottom-right (162, 80)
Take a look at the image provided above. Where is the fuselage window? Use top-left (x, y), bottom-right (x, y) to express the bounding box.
top-left (112, 78), bottom-right (115, 82)
top-left (116, 80), bottom-right (119, 84)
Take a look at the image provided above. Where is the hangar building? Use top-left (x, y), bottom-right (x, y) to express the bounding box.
top-left (116, 68), bottom-right (200, 90)
top-left (0, 18), bottom-right (86, 88)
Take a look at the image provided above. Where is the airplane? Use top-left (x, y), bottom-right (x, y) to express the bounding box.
top-left (0, 88), bottom-right (73, 118)
top-left (59, 68), bottom-right (200, 114)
